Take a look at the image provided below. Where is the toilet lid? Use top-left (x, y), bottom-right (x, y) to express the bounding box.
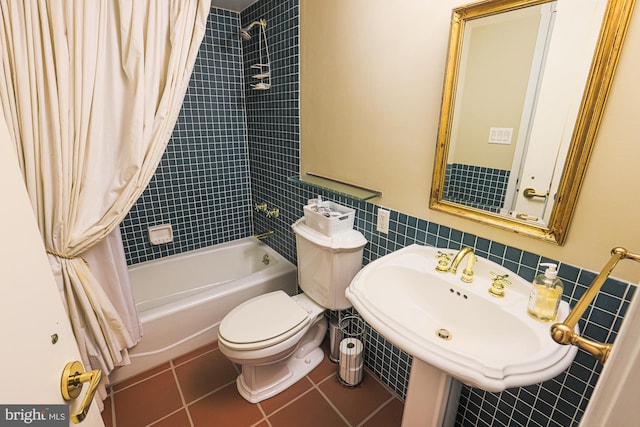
top-left (219, 291), bottom-right (310, 347)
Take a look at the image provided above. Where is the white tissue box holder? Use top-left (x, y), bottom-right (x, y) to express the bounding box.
top-left (303, 201), bottom-right (355, 236)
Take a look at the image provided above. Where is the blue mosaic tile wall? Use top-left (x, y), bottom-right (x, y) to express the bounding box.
top-left (120, 7), bottom-right (252, 265)
top-left (241, 0), bottom-right (301, 264)
top-left (119, 2), bottom-right (636, 425)
top-left (445, 163), bottom-right (510, 213)
top-left (241, 3), bottom-right (636, 425)
top-left (282, 192), bottom-right (635, 427)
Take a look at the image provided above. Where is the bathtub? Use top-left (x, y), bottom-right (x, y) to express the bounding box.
top-left (110, 237), bottom-right (297, 383)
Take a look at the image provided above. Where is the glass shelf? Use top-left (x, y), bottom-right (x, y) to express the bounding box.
top-left (288, 173), bottom-right (382, 201)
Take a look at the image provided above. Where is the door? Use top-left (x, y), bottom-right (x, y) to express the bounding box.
top-left (0, 116), bottom-right (104, 426)
top-left (509, 0), bottom-right (607, 223)
top-left (579, 281), bottom-right (640, 426)
top-left (501, 2), bottom-right (556, 219)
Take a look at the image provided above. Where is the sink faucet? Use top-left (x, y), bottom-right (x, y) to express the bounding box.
top-left (447, 247), bottom-right (477, 283)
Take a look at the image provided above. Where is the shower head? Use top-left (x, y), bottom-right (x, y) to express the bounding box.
top-left (239, 19), bottom-right (267, 41)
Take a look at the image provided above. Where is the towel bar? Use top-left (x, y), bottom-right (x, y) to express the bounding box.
top-left (550, 247), bottom-right (640, 364)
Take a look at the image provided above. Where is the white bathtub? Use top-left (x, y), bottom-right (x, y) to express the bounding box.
top-left (110, 237), bottom-right (297, 383)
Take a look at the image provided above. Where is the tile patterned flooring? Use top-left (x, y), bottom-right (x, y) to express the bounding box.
top-left (102, 340), bottom-right (404, 427)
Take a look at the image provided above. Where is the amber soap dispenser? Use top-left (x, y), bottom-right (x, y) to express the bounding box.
top-left (527, 263), bottom-right (563, 322)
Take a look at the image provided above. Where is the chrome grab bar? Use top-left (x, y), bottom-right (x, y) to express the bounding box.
top-left (550, 247), bottom-right (640, 364)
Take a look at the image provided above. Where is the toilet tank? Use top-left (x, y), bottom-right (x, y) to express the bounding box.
top-left (292, 218), bottom-right (367, 310)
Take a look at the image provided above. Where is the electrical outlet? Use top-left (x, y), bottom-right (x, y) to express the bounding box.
top-left (377, 208), bottom-right (390, 234)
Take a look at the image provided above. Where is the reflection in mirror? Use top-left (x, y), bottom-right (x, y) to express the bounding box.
top-left (431, 0), bottom-right (635, 245)
top-left (445, 2), bottom-right (557, 219)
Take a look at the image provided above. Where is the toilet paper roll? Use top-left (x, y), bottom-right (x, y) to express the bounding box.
top-left (339, 337), bottom-right (364, 369)
top-left (339, 359), bottom-right (364, 386)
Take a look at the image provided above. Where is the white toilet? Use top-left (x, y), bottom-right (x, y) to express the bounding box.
top-left (217, 218), bottom-right (367, 403)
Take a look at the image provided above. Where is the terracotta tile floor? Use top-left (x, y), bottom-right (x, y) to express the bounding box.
top-left (102, 340), bottom-right (404, 427)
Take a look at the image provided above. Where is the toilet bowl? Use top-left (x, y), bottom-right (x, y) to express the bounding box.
top-left (218, 291), bottom-right (327, 403)
top-left (218, 217), bottom-right (367, 403)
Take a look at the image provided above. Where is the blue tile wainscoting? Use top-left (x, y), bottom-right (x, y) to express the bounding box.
top-left (118, 2), bottom-right (636, 426)
top-left (444, 163), bottom-right (510, 213)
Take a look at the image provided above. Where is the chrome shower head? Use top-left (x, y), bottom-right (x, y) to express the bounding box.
top-left (239, 19), bottom-right (267, 41)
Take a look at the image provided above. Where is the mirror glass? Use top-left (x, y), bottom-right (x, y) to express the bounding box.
top-left (430, 0), bottom-right (634, 244)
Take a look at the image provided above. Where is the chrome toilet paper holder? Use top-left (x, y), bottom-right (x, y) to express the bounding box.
top-left (336, 315), bottom-right (366, 387)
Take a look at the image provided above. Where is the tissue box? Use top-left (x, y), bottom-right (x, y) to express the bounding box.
top-left (303, 201), bottom-right (355, 236)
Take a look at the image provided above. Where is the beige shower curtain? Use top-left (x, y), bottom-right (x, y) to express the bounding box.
top-left (0, 0), bottom-right (210, 402)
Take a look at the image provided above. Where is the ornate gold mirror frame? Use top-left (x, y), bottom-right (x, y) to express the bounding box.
top-left (430, 0), bottom-right (635, 245)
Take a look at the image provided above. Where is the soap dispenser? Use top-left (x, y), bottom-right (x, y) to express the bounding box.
top-left (527, 263), bottom-right (563, 322)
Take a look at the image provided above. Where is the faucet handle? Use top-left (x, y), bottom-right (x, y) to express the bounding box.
top-left (435, 251), bottom-right (453, 273)
top-left (488, 272), bottom-right (511, 298)
top-left (490, 272), bottom-right (511, 286)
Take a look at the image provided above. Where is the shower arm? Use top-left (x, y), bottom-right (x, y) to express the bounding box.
top-left (242, 19), bottom-right (267, 33)
top-left (550, 247), bottom-right (640, 364)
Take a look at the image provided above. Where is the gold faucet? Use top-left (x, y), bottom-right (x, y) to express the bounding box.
top-left (446, 247), bottom-right (477, 283)
top-left (255, 203), bottom-right (280, 218)
top-left (254, 230), bottom-right (274, 240)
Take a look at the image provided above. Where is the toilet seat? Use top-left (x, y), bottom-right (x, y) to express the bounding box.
top-left (219, 291), bottom-right (310, 351)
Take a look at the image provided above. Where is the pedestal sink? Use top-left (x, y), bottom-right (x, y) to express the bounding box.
top-left (345, 244), bottom-right (577, 426)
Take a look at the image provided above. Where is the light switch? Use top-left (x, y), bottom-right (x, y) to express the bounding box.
top-left (488, 127), bottom-right (513, 145)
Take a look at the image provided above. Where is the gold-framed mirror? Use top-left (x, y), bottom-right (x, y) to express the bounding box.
top-left (430, 0), bottom-right (635, 245)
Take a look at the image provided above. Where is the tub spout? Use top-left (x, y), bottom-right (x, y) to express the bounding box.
top-left (254, 230), bottom-right (274, 240)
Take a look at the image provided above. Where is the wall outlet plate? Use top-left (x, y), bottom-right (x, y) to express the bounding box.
top-left (377, 208), bottom-right (390, 234)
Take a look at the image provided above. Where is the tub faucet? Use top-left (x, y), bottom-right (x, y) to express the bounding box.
top-left (447, 247), bottom-right (477, 283)
top-left (254, 230), bottom-right (274, 240)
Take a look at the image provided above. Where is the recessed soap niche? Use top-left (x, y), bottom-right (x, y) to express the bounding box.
top-left (148, 224), bottom-right (173, 245)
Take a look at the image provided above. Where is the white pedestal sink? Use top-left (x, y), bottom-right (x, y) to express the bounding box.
top-left (345, 244), bottom-right (577, 427)
top-left (402, 358), bottom-right (461, 427)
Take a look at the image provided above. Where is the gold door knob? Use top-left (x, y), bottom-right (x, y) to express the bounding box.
top-left (61, 361), bottom-right (102, 423)
top-left (522, 188), bottom-right (548, 199)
